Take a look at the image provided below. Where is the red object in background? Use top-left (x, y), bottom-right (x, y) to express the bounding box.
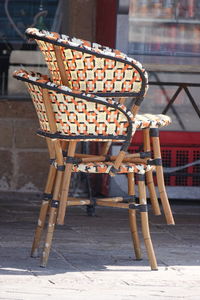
top-left (96, 0), bottom-right (117, 48)
top-left (129, 131), bottom-right (200, 186)
top-left (188, 0), bottom-right (195, 18)
top-left (95, 3), bottom-right (200, 187)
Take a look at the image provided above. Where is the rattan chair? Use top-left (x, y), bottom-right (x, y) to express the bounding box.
top-left (13, 69), bottom-right (157, 270)
top-left (25, 27), bottom-right (174, 225)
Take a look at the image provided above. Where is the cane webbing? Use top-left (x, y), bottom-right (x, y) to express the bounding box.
top-left (26, 28), bottom-right (148, 97)
top-left (13, 69), bottom-right (135, 141)
top-left (135, 114), bottom-right (172, 129)
top-left (61, 49), bottom-right (143, 95)
top-left (71, 161), bottom-right (153, 174)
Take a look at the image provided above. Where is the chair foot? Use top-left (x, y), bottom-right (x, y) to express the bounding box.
top-left (31, 248), bottom-right (39, 258)
top-left (31, 198), bottom-right (50, 258)
top-left (141, 211), bottom-right (158, 270)
top-left (159, 189), bottom-right (175, 225)
top-left (40, 248), bottom-right (50, 268)
top-left (40, 202), bottom-right (58, 267)
top-left (40, 249), bottom-right (48, 267)
top-left (138, 175), bottom-right (158, 270)
top-left (86, 205), bottom-right (96, 216)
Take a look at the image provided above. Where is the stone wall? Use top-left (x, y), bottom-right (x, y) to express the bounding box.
top-left (0, 0), bottom-right (97, 198)
top-left (0, 99), bottom-right (48, 196)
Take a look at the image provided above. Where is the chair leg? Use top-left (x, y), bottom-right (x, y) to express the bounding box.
top-left (86, 141), bottom-right (112, 215)
top-left (40, 170), bottom-right (63, 267)
top-left (31, 137), bottom-right (57, 257)
top-left (31, 166), bottom-right (56, 257)
top-left (150, 128), bottom-right (175, 225)
top-left (138, 174), bottom-right (158, 270)
top-left (143, 128), bottom-right (161, 215)
top-left (129, 209), bottom-right (142, 260)
top-left (86, 173), bottom-right (96, 216)
top-left (40, 203), bottom-right (58, 267)
top-left (101, 141), bottom-right (112, 156)
top-left (57, 141), bottom-right (77, 225)
top-left (127, 173), bottom-right (142, 260)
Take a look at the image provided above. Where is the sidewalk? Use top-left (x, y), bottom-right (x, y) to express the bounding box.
top-left (0, 195), bottom-right (200, 299)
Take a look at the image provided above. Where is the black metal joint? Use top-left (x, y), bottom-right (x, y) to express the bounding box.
top-left (120, 196), bottom-right (136, 203)
top-left (57, 165), bottom-right (65, 171)
top-left (137, 174), bottom-right (145, 181)
top-left (91, 197), bottom-right (96, 206)
top-left (105, 155), bottom-right (111, 162)
top-left (65, 156), bottom-right (81, 164)
top-left (51, 200), bottom-right (59, 208)
top-left (62, 151), bottom-right (68, 157)
top-left (65, 156), bottom-right (75, 164)
top-left (129, 203), bottom-right (140, 210)
top-left (129, 203), bottom-right (137, 210)
top-left (127, 195), bottom-right (137, 203)
top-left (129, 203), bottom-right (148, 212)
top-left (139, 204), bottom-right (148, 212)
top-left (109, 166), bottom-right (118, 176)
top-left (49, 158), bottom-right (55, 165)
top-left (43, 193), bottom-right (53, 200)
top-left (148, 158), bottom-right (162, 166)
top-left (135, 97), bottom-right (144, 106)
top-left (140, 151), bottom-right (151, 158)
top-left (150, 128), bottom-right (159, 137)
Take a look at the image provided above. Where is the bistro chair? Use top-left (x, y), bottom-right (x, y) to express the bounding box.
top-left (13, 69), bottom-right (158, 270)
top-left (25, 27), bottom-right (174, 225)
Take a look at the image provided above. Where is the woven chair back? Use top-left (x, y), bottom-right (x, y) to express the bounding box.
top-left (13, 69), bottom-right (135, 142)
top-left (26, 28), bottom-right (148, 98)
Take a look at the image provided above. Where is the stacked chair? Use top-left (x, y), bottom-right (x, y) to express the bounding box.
top-left (13, 27), bottom-right (175, 269)
top-left (25, 27), bottom-right (174, 225)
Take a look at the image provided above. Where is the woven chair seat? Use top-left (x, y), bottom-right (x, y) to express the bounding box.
top-left (135, 114), bottom-right (171, 129)
top-left (66, 162), bottom-right (154, 174)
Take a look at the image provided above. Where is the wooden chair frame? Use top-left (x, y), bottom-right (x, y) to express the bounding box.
top-left (25, 28), bottom-right (174, 225)
top-left (14, 69), bottom-right (158, 270)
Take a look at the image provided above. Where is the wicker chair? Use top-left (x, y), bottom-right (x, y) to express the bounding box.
top-left (13, 69), bottom-right (158, 270)
top-left (25, 27), bottom-right (174, 226)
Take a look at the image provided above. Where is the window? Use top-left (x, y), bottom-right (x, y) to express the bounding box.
top-left (0, 0), bottom-right (59, 97)
top-left (116, 0), bottom-right (200, 131)
top-left (128, 0), bottom-right (200, 58)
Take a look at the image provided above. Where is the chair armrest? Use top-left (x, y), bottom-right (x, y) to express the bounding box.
top-left (13, 69), bottom-right (136, 157)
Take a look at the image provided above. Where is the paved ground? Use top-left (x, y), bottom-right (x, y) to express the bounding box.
top-left (0, 195), bottom-right (200, 299)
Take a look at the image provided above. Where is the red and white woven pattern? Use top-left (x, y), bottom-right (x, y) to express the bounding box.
top-left (26, 27), bottom-right (148, 95)
top-left (135, 114), bottom-right (172, 129)
top-left (61, 48), bottom-right (144, 94)
top-left (36, 39), bottom-right (62, 85)
top-left (72, 161), bottom-right (153, 174)
top-left (13, 69), bottom-right (135, 140)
